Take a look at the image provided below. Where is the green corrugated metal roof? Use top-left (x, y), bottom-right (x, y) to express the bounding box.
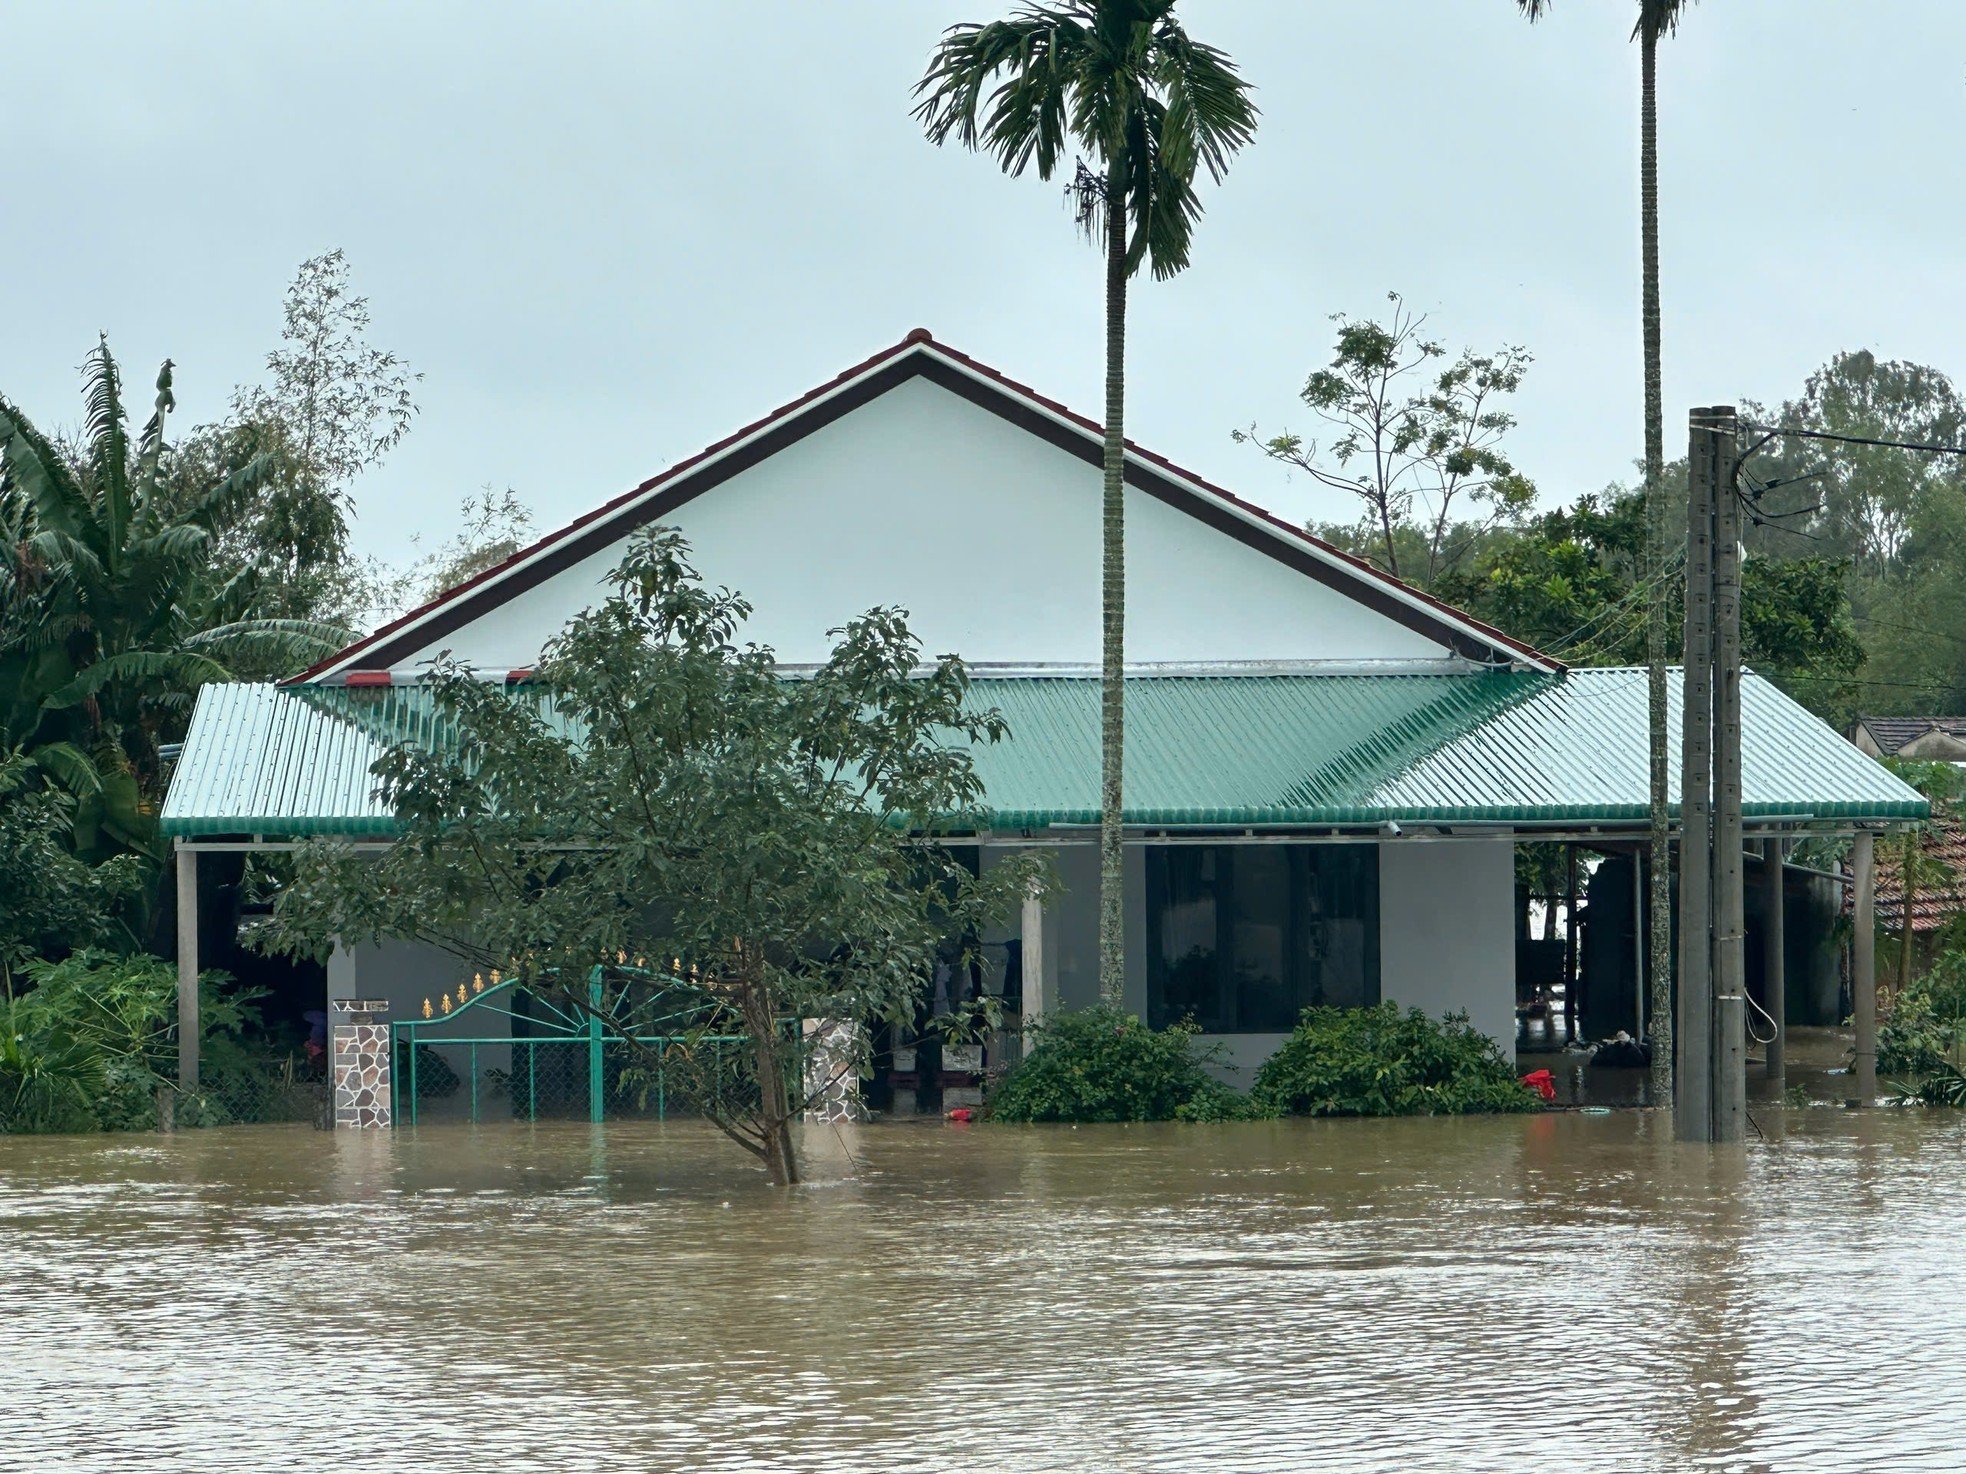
top-left (160, 668), bottom-right (1926, 839)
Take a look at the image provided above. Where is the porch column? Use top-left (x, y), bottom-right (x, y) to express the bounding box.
top-left (175, 844), bottom-right (199, 1092)
top-left (1762, 838), bottom-right (1786, 1088)
top-left (1020, 881), bottom-right (1048, 1056)
top-left (331, 999), bottom-right (393, 1128)
top-left (1852, 830), bottom-right (1877, 1105)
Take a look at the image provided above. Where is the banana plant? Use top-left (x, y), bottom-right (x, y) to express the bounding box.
top-left (1, 339), bottom-right (351, 861)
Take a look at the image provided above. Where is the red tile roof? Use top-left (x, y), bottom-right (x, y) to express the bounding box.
top-left (1874, 817), bottom-right (1966, 933)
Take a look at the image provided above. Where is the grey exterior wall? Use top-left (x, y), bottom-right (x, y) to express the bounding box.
top-left (1376, 838), bottom-right (1517, 1054)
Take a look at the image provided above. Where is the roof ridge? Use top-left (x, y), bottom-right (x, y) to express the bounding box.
top-left (290, 329), bottom-right (1557, 684)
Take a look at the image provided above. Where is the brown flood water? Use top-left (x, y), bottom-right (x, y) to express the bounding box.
top-left (5, 1108), bottom-right (1966, 1473)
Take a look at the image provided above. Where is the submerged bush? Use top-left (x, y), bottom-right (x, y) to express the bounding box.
top-left (0, 951), bottom-right (282, 1133)
top-left (1252, 1003), bottom-right (1537, 1118)
top-left (1880, 950), bottom-right (1966, 1082)
top-left (988, 1007), bottom-right (1266, 1123)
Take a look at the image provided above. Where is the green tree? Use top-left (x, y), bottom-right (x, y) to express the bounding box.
top-left (260, 529), bottom-right (1043, 1186)
top-left (162, 249), bottom-right (419, 632)
top-left (1236, 292), bottom-right (1536, 583)
top-left (0, 342), bottom-right (344, 860)
top-left (916, 1), bottom-right (1257, 1005)
top-left (1518, 0), bottom-right (1695, 1104)
top-left (1433, 490), bottom-right (1863, 702)
top-left (334, 485), bottom-right (534, 634)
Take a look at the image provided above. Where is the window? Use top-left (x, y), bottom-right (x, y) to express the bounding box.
top-left (1146, 844), bottom-right (1380, 1033)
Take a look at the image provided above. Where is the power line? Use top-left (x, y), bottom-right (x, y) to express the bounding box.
top-left (1743, 424), bottom-right (1966, 459)
top-left (1543, 545), bottom-right (1689, 658)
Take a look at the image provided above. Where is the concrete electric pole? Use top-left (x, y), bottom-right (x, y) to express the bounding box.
top-left (1676, 405), bottom-right (1746, 1144)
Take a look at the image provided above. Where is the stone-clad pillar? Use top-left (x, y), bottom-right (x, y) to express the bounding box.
top-left (331, 999), bottom-right (393, 1128)
top-left (803, 1018), bottom-right (868, 1123)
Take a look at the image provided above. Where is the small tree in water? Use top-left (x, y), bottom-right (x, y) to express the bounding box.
top-left (265, 529), bottom-right (1042, 1185)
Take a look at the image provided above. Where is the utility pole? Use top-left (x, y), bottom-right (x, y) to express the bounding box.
top-left (1676, 408), bottom-right (1717, 1143)
top-left (1711, 410), bottom-right (1747, 1143)
top-left (1677, 405), bottom-right (1745, 1143)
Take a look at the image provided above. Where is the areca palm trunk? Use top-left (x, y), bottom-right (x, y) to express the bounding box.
top-left (1641, 27), bottom-right (1674, 1103)
top-left (1098, 160), bottom-right (1128, 1006)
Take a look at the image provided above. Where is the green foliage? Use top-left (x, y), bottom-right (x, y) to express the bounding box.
top-left (1879, 948), bottom-right (1966, 1079)
top-left (1427, 488), bottom-right (1864, 706)
top-left (260, 529), bottom-right (1044, 1184)
top-left (988, 1007), bottom-right (1266, 1122)
top-left (169, 249), bottom-right (422, 633)
top-left (914, 0), bottom-right (1259, 283)
top-left (1905, 1062), bottom-right (1966, 1107)
top-left (0, 951), bottom-right (256, 1134)
top-left (2, 340), bottom-right (348, 862)
top-left (1738, 350), bottom-right (1966, 718)
top-left (1237, 293), bottom-right (1536, 583)
top-left (0, 754), bottom-right (145, 989)
top-left (334, 486), bottom-right (533, 634)
top-left (1251, 1004), bottom-right (1537, 1118)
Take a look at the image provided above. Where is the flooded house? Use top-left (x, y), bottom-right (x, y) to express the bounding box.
top-left (160, 331), bottom-right (1923, 1117)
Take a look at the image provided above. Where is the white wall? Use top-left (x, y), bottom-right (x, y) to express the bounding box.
top-left (381, 376), bottom-right (1452, 673)
top-left (1377, 837), bottom-right (1517, 1058)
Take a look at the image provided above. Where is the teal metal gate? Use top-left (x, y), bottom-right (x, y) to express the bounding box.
top-left (389, 967), bottom-right (757, 1126)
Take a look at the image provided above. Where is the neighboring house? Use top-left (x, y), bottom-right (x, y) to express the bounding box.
top-left (1850, 715), bottom-right (1966, 763)
top-left (1847, 717), bottom-right (1966, 985)
top-left (1868, 818), bottom-right (1966, 983)
top-left (163, 330), bottom-right (1925, 1098)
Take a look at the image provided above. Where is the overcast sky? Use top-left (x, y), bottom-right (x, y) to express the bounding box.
top-left (6, 1), bottom-right (1963, 560)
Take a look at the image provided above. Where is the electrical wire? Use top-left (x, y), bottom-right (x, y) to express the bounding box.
top-left (1742, 424), bottom-right (1966, 459)
top-left (1542, 545), bottom-right (1689, 658)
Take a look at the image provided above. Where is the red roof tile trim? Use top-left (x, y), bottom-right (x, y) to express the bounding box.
top-left (291, 331), bottom-right (1557, 683)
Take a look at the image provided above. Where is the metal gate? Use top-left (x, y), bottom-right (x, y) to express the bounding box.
top-left (390, 968), bottom-right (756, 1126)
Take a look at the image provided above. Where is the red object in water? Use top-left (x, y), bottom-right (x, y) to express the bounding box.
top-left (1519, 1069), bottom-right (1557, 1103)
top-left (946, 1107), bottom-right (975, 1123)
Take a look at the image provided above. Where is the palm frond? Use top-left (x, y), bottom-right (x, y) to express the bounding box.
top-left (0, 395), bottom-right (93, 538)
top-left (24, 740), bottom-right (106, 798)
top-left (82, 337), bottom-right (132, 561)
top-left (178, 448), bottom-right (277, 536)
top-left (131, 358), bottom-right (177, 523)
top-left (40, 649), bottom-right (234, 711)
top-left (184, 615), bottom-right (355, 660)
top-left (913, 9), bottom-right (1095, 179)
top-left (1149, 20), bottom-right (1258, 184)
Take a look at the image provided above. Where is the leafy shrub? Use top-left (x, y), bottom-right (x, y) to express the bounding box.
top-left (988, 1007), bottom-right (1269, 1123)
top-left (0, 951), bottom-right (284, 1133)
top-left (1905, 1063), bottom-right (1966, 1107)
top-left (1880, 950), bottom-right (1966, 1080)
top-left (1252, 1003), bottom-right (1537, 1117)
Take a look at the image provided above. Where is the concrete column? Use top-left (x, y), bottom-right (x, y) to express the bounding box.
top-left (1763, 839), bottom-right (1786, 1088)
top-left (331, 999), bottom-right (393, 1128)
top-left (1852, 830), bottom-right (1877, 1105)
top-left (175, 845), bottom-right (199, 1092)
top-left (803, 1018), bottom-right (868, 1123)
top-left (1021, 882), bottom-right (1049, 1055)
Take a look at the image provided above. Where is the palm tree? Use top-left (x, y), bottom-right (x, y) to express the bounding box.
top-left (916, 1), bottom-right (1257, 1005)
top-left (1, 340), bottom-right (348, 859)
top-left (1517, 0), bottom-right (1693, 1103)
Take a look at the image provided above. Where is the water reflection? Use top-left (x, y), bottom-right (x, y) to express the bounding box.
top-left (6, 1111), bottom-right (1966, 1473)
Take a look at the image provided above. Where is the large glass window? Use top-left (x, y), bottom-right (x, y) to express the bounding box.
top-left (1146, 844), bottom-right (1380, 1033)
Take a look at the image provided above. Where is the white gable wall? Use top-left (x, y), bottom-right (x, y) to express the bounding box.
top-left (380, 376), bottom-right (1454, 674)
